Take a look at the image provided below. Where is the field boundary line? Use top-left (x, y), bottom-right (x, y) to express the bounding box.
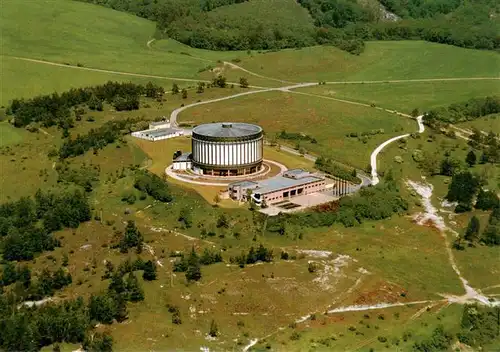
top-left (223, 61), bottom-right (295, 84)
top-left (4, 55), bottom-right (270, 89)
top-left (324, 77), bottom-right (500, 85)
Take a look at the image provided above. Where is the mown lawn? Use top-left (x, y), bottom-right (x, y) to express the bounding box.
top-left (297, 80), bottom-right (500, 115)
top-left (182, 90), bottom-right (415, 168)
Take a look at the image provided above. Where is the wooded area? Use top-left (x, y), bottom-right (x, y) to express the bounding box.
top-left (76, 0), bottom-right (500, 53)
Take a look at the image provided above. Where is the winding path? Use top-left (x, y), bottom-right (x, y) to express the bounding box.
top-left (169, 82), bottom-right (317, 128)
top-left (370, 116), bottom-right (424, 185)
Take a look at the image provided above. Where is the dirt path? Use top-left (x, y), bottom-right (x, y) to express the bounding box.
top-left (6, 56), bottom-right (264, 88)
top-left (223, 61), bottom-right (294, 84)
top-left (146, 38), bottom-right (155, 48)
top-left (325, 77), bottom-right (500, 85)
top-left (406, 180), bottom-right (499, 306)
top-left (370, 116), bottom-right (424, 185)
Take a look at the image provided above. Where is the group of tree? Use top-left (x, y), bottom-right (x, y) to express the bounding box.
top-left (7, 81), bottom-right (163, 128)
top-left (229, 244), bottom-right (273, 267)
top-left (278, 130), bottom-right (318, 144)
top-left (58, 118), bottom-right (139, 159)
top-left (104, 257), bottom-right (157, 282)
top-left (173, 247), bottom-right (222, 281)
top-left (445, 171), bottom-right (499, 213)
top-left (453, 190), bottom-right (500, 249)
top-left (315, 156), bottom-right (360, 184)
top-left (410, 303), bottom-right (500, 351)
top-left (76, 0), bottom-right (498, 54)
top-left (55, 162), bottom-right (100, 192)
top-left (0, 189), bottom-right (91, 261)
top-left (468, 129), bottom-right (500, 164)
top-left (118, 221), bottom-right (144, 254)
top-left (0, 293), bottom-right (117, 352)
top-left (423, 96), bottom-right (500, 128)
top-left (1, 265), bottom-right (71, 303)
top-left (134, 170), bottom-right (173, 202)
top-left (268, 177), bottom-right (408, 230)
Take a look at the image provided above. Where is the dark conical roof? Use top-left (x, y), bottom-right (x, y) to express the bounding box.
top-left (192, 122), bottom-right (262, 138)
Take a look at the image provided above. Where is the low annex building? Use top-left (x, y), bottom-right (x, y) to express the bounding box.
top-left (229, 169), bottom-right (326, 205)
top-left (132, 120), bottom-right (184, 141)
top-left (172, 152), bottom-right (192, 171)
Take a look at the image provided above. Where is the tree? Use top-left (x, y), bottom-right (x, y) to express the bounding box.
top-left (178, 207), bottom-right (192, 229)
top-left (466, 150), bottom-right (477, 167)
top-left (411, 108), bottom-right (419, 117)
top-left (475, 189), bottom-right (499, 210)
top-left (88, 294), bottom-right (117, 324)
top-left (142, 260), bottom-right (157, 281)
top-left (125, 273), bottom-right (144, 302)
top-left (196, 82), bottom-right (205, 93)
top-left (468, 128), bottom-right (483, 148)
top-left (216, 214), bottom-right (229, 229)
top-left (1, 262), bottom-right (17, 286)
top-left (108, 271), bottom-right (126, 295)
top-left (185, 247), bottom-right (201, 282)
top-left (212, 75), bottom-right (227, 88)
top-left (445, 172), bottom-right (480, 211)
top-left (87, 93), bottom-right (103, 111)
top-left (239, 77), bottom-right (249, 88)
top-left (481, 225), bottom-right (500, 246)
top-left (209, 319), bottom-right (219, 337)
top-left (17, 266), bottom-right (31, 288)
top-left (171, 83), bottom-right (179, 94)
top-left (83, 332), bottom-right (113, 352)
top-left (464, 216), bottom-right (480, 242)
top-left (181, 89), bottom-right (188, 99)
top-left (119, 221), bottom-right (144, 253)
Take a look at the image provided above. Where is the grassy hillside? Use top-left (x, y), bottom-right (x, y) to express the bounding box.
top-left (166, 0), bottom-right (316, 50)
top-left (234, 41), bottom-right (500, 82)
top-left (297, 80), bottom-right (500, 114)
top-left (181, 90), bottom-right (415, 168)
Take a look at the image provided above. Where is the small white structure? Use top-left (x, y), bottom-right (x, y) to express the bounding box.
top-left (132, 127), bottom-right (183, 141)
top-left (131, 119), bottom-right (184, 141)
top-left (172, 152), bottom-right (192, 171)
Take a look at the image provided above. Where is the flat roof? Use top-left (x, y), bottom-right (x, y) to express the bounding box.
top-left (254, 175), bottom-right (324, 194)
top-left (174, 152), bottom-right (192, 162)
top-left (143, 128), bottom-right (182, 137)
top-left (229, 180), bottom-right (259, 188)
top-left (192, 122), bottom-right (262, 138)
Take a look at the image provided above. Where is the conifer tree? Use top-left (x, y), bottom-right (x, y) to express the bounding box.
top-left (125, 273), bottom-right (144, 302)
top-left (466, 150), bottom-right (477, 167)
top-left (185, 246), bottom-right (202, 282)
top-left (142, 260), bottom-right (157, 281)
top-left (108, 271), bottom-right (126, 295)
top-left (464, 216), bottom-right (480, 242)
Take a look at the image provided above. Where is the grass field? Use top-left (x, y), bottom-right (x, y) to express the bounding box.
top-left (456, 113), bottom-right (500, 133)
top-left (258, 303), bottom-right (465, 351)
top-left (297, 80), bottom-right (500, 115)
top-left (182, 90), bottom-right (415, 168)
top-left (234, 41), bottom-right (500, 82)
top-left (0, 122), bottom-right (24, 146)
top-left (2, 0), bottom-right (500, 350)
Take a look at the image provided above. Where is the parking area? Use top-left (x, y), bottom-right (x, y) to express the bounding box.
top-left (259, 191), bottom-right (338, 216)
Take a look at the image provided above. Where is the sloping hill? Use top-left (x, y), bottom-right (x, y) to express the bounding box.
top-left (166, 0), bottom-right (317, 50)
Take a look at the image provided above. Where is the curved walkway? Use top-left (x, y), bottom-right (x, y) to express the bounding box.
top-left (165, 159), bottom-right (288, 187)
top-left (370, 116), bottom-right (424, 185)
top-left (169, 82), bottom-right (317, 128)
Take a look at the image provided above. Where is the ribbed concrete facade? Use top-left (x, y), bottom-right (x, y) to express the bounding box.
top-left (191, 122), bottom-right (263, 176)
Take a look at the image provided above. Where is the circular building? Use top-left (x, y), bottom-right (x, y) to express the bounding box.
top-left (191, 122), bottom-right (263, 176)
